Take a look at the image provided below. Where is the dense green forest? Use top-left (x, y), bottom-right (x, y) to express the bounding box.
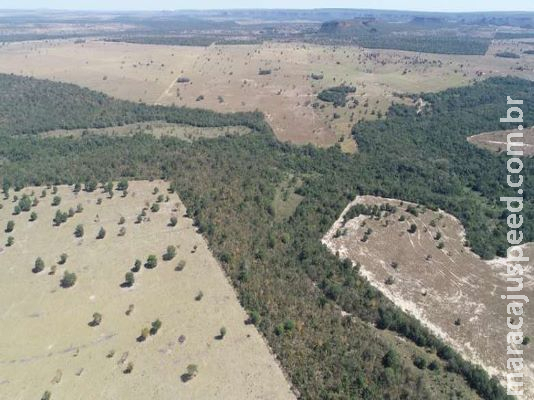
top-left (1, 74), bottom-right (532, 399)
top-left (312, 20), bottom-right (491, 55)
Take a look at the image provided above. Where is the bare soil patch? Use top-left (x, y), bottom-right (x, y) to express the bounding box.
top-left (323, 196), bottom-right (534, 395)
top-left (468, 127), bottom-right (534, 156)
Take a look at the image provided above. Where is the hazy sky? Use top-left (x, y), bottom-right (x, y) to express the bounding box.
top-left (1, 0), bottom-right (534, 12)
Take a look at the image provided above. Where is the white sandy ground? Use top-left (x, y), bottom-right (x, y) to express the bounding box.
top-left (0, 181), bottom-right (295, 400)
top-left (322, 196), bottom-right (534, 398)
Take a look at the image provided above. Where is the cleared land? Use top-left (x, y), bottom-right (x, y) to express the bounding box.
top-left (468, 127), bottom-right (534, 156)
top-left (323, 196), bottom-right (534, 395)
top-left (0, 180), bottom-right (295, 400)
top-left (1, 39), bottom-right (534, 152)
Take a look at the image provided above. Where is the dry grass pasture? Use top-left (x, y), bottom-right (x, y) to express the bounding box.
top-left (323, 196), bottom-right (534, 394)
top-left (0, 181), bottom-right (295, 400)
top-left (468, 127), bottom-right (534, 156)
top-left (2, 39), bottom-right (534, 152)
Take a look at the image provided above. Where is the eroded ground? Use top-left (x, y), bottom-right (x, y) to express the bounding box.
top-left (468, 127), bottom-right (534, 156)
top-left (323, 195), bottom-right (534, 394)
top-left (0, 180), bottom-right (295, 400)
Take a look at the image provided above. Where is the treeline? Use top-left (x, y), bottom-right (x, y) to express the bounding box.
top-left (1, 74), bottom-right (530, 399)
top-left (0, 74), bottom-right (268, 136)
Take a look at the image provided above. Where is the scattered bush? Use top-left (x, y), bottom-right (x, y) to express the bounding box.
top-left (52, 195), bottom-right (61, 206)
top-left (163, 245), bottom-right (177, 261)
top-left (124, 272), bottom-right (135, 287)
top-left (145, 255), bottom-right (158, 269)
top-left (90, 312), bottom-right (102, 327)
top-left (97, 227), bottom-right (106, 239)
top-left (33, 257), bottom-right (45, 273)
top-left (61, 271), bottom-right (77, 288)
top-left (5, 220), bottom-right (14, 233)
top-left (74, 224), bottom-right (84, 238)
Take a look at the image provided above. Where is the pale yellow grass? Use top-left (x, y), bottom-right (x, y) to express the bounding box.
top-left (0, 181), bottom-right (295, 400)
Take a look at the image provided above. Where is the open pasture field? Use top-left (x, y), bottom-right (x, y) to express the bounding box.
top-left (323, 196), bottom-right (534, 394)
top-left (468, 127), bottom-right (534, 156)
top-left (0, 180), bottom-right (294, 400)
top-left (2, 39), bottom-right (534, 152)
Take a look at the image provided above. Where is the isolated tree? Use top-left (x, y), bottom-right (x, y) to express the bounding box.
top-left (6, 236), bottom-right (14, 247)
top-left (150, 203), bottom-right (160, 213)
top-left (97, 227), bottom-right (106, 239)
top-left (184, 364), bottom-right (198, 381)
top-left (53, 210), bottom-right (67, 226)
top-left (61, 271), bottom-right (77, 288)
top-left (169, 216), bottom-right (178, 227)
top-left (18, 195), bottom-right (32, 212)
top-left (132, 259), bottom-right (142, 273)
top-left (145, 255), bottom-right (158, 269)
top-left (117, 179), bottom-right (129, 192)
top-left (408, 223), bottom-right (417, 234)
top-left (90, 312), bottom-right (102, 327)
top-left (33, 257), bottom-right (45, 273)
top-left (123, 361), bottom-right (134, 374)
top-left (52, 195), bottom-right (61, 206)
top-left (74, 224), bottom-right (84, 238)
top-left (125, 272), bottom-right (135, 287)
top-left (59, 253), bottom-right (68, 265)
top-left (163, 245), bottom-right (176, 261)
top-left (5, 220), bottom-right (14, 233)
top-left (30, 211), bottom-right (38, 221)
top-left (139, 327), bottom-right (150, 342)
top-left (219, 327), bottom-right (227, 339)
top-left (41, 391), bottom-right (51, 400)
top-left (150, 319), bottom-right (162, 335)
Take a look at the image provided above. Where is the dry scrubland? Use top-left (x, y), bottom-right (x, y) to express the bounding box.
top-left (2, 40), bottom-right (534, 152)
top-left (323, 196), bottom-right (534, 395)
top-left (468, 127), bottom-right (534, 156)
top-left (0, 181), bottom-right (294, 400)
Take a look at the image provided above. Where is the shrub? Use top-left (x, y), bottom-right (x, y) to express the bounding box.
top-left (437, 242), bottom-right (445, 249)
top-left (175, 260), bottom-right (186, 271)
top-left (118, 226), bottom-right (126, 236)
top-left (145, 255), bottom-right (157, 269)
top-left (414, 356), bottom-right (427, 369)
top-left (58, 253), bottom-right (68, 265)
top-left (97, 227), bottom-right (106, 239)
top-left (53, 210), bottom-right (68, 226)
top-left (132, 259), bottom-right (142, 273)
top-left (169, 216), bottom-right (178, 226)
top-left (123, 361), bottom-right (134, 374)
top-left (76, 203), bottom-right (83, 213)
top-left (61, 271), bottom-right (77, 288)
top-left (74, 224), bottom-right (84, 238)
top-left (90, 312), bottom-right (102, 327)
top-left (139, 327), bottom-right (150, 342)
top-left (150, 319), bottom-right (162, 335)
top-left (151, 203), bottom-right (160, 212)
top-left (249, 310), bottom-right (261, 325)
top-left (163, 245), bottom-right (177, 261)
top-left (382, 349), bottom-right (400, 369)
top-left (6, 236), bottom-right (14, 246)
top-left (408, 223), bottom-right (417, 233)
top-left (125, 272), bottom-right (135, 287)
top-left (195, 290), bottom-right (204, 301)
top-left (33, 257), bottom-right (45, 273)
top-left (184, 364), bottom-right (198, 381)
top-left (118, 216), bottom-right (126, 225)
top-left (52, 195), bottom-right (61, 206)
top-left (18, 195), bottom-right (32, 212)
top-left (117, 179), bottom-right (129, 191)
top-left (30, 211), bottom-right (38, 221)
top-left (523, 336), bottom-right (531, 345)
top-left (41, 391), bottom-right (51, 400)
top-left (219, 326), bottom-right (227, 339)
top-left (5, 220), bottom-right (14, 233)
